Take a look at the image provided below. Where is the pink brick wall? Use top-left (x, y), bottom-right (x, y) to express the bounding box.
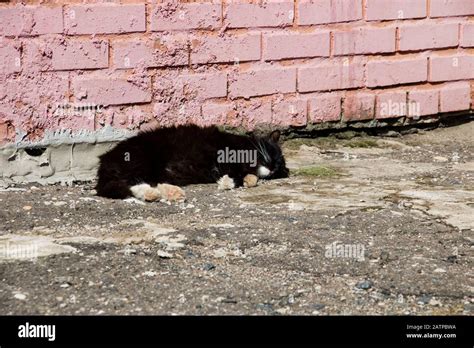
top-left (0, 1), bottom-right (473, 144)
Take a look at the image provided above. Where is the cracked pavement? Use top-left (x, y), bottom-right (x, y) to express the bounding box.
top-left (0, 122), bottom-right (473, 315)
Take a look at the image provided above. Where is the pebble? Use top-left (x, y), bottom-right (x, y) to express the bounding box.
top-left (356, 280), bottom-right (373, 290)
top-left (256, 303), bottom-right (273, 311)
top-left (446, 255), bottom-right (457, 263)
top-left (202, 263), bottom-right (216, 271)
top-left (312, 303), bottom-right (326, 310)
top-left (417, 295), bottom-right (432, 305)
top-left (142, 271), bottom-right (157, 277)
top-left (429, 298), bottom-right (442, 306)
top-left (157, 250), bottom-right (173, 258)
top-left (120, 248), bottom-right (137, 255)
top-left (275, 307), bottom-right (290, 314)
top-left (14, 293), bottom-right (27, 300)
top-left (433, 156), bottom-right (448, 163)
top-left (22, 205), bottom-right (32, 211)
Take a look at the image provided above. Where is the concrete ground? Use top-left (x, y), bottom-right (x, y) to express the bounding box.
top-left (0, 122), bottom-right (473, 315)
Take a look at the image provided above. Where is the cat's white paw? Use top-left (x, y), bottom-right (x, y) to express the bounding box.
top-left (217, 175), bottom-right (235, 190)
top-left (130, 183), bottom-right (185, 202)
top-left (130, 183), bottom-right (161, 202)
top-left (243, 174), bottom-right (258, 188)
top-left (157, 184), bottom-right (186, 202)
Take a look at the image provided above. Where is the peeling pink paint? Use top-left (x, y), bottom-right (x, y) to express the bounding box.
top-left (0, 1), bottom-right (472, 145)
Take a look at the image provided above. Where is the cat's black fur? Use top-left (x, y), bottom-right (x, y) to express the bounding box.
top-left (96, 125), bottom-right (289, 199)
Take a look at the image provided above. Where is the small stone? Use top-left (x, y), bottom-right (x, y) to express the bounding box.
top-left (356, 280), bottom-right (373, 290)
top-left (22, 205), bottom-right (32, 211)
top-left (446, 255), bottom-right (457, 263)
top-left (142, 271), bottom-right (157, 277)
top-left (60, 283), bottom-right (70, 288)
top-left (312, 303), bottom-right (325, 310)
top-left (157, 250), bottom-right (173, 258)
top-left (275, 307), bottom-right (290, 314)
top-left (14, 293), bottom-right (27, 300)
top-left (433, 268), bottom-right (447, 273)
top-left (417, 294), bottom-right (432, 304)
top-left (202, 263), bottom-right (216, 271)
top-left (433, 156), bottom-right (448, 163)
top-left (429, 298), bottom-right (442, 306)
top-left (120, 248), bottom-right (136, 255)
top-left (256, 303), bottom-right (273, 311)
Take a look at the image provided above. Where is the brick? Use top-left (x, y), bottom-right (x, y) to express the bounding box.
top-left (461, 23), bottom-right (474, 47)
top-left (399, 23), bottom-right (458, 51)
top-left (263, 32), bottom-right (330, 61)
top-left (151, 3), bottom-right (221, 31)
top-left (72, 78), bottom-right (151, 106)
top-left (191, 33), bottom-right (260, 65)
top-left (229, 68), bottom-right (296, 99)
top-left (114, 36), bottom-right (188, 69)
top-left (298, 0), bottom-right (362, 25)
top-left (0, 6), bottom-right (63, 36)
top-left (272, 98), bottom-right (308, 127)
top-left (240, 100), bottom-right (272, 130)
top-left (376, 91), bottom-right (407, 119)
top-left (430, 55), bottom-right (474, 82)
top-left (65, 4), bottom-right (145, 34)
top-left (51, 40), bottom-right (108, 71)
top-left (0, 73), bottom-right (69, 113)
top-left (152, 102), bottom-right (200, 128)
top-left (0, 43), bottom-right (21, 75)
top-left (114, 42), bottom-right (152, 69)
top-left (298, 59), bottom-right (365, 92)
top-left (430, 0), bottom-right (474, 18)
top-left (367, 58), bottom-right (427, 87)
top-left (366, 0), bottom-right (426, 21)
top-left (200, 102), bottom-right (236, 127)
top-left (439, 82), bottom-right (471, 112)
top-left (343, 93), bottom-right (375, 121)
top-left (179, 73), bottom-right (227, 100)
top-left (308, 94), bottom-right (342, 123)
top-left (225, 2), bottom-right (293, 28)
top-left (334, 27), bottom-right (395, 56)
top-left (408, 89), bottom-right (439, 117)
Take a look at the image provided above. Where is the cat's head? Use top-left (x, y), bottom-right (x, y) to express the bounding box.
top-left (252, 130), bottom-right (289, 180)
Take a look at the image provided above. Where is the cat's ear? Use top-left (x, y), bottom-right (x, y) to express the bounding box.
top-left (268, 130), bottom-right (281, 143)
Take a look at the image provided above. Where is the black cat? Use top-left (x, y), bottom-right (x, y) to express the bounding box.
top-left (96, 125), bottom-right (289, 202)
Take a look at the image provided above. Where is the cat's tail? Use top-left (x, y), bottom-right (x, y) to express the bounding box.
top-left (95, 179), bottom-right (132, 199)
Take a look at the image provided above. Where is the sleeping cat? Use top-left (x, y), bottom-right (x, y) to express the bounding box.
top-left (96, 125), bottom-right (289, 202)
